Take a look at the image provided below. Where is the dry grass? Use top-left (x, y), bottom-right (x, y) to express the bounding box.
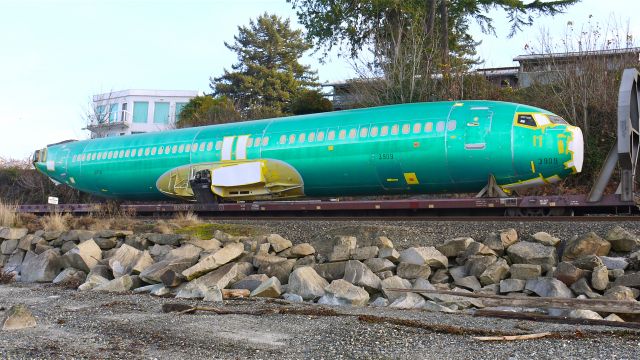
top-left (152, 220), bottom-right (174, 234)
top-left (40, 212), bottom-right (70, 232)
top-left (0, 199), bottom-right (17, 227)
top-left (172, 211), bottom-right (201, 228)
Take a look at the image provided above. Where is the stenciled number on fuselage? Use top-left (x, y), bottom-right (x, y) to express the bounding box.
top-left (378, 153), bottom-right (395, 160)
top-left (538, 157), bottom-right (558, 165)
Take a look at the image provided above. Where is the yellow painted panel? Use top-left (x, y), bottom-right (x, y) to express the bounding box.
top-left (557, 140), bottom-right (565, 154)
top-left (404, 172), bottom-right (419, 185)
top-left (386, 178), bottom-right (399, 182)
top-left (530, 161), bottom-right (536, 173)
top-left (328, 145), bottom-right (334, 151)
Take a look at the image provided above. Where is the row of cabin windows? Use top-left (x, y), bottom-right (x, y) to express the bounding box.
top-left (71, 137), bottom-right (272, 163)
top-left (276, 120), bottom-right (456, 145)
top-left (70, 120), bottom-right (456, 163)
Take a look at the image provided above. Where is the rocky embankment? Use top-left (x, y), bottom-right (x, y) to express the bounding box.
top-left (1, 225), bottom-right (640, 322)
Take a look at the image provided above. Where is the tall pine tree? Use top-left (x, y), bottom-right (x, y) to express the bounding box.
top-left (211, 13), bottom-right (319, 117)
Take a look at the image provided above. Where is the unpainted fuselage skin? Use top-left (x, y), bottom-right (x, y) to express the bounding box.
top-left (34, 100), bottom-right (583, 201)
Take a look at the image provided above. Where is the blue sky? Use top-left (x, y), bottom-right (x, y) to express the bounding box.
top-left (1, 0), bottom-right (639, 160)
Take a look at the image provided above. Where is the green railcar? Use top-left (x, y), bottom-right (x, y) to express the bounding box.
top-left (33, 100), bottom-right (583, 202)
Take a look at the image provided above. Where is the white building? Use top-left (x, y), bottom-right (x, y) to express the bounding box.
top-left (87, 89), bottom-right (198, 138)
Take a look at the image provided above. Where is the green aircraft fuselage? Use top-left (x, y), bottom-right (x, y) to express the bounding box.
top-left (34, 100), bottom-right (583, 201)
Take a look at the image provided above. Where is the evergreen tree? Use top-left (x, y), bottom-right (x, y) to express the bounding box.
top-left (211, 13), bottom-right (319, 117)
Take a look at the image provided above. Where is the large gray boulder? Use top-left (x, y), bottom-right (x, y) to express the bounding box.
top-left (267, 234), bottom-right (292, 253)
top-left (1, 239), bottom-right (18, 255)
top-left (479, 258), bottom-right (509, 285)
top-left (250, 277), bottom-right (282, 298)
top-left (1, 304), bottom-right (36, 330)
top-left (0, 228), bottom-right (28, 241)
top-left (570, 278), bottom-right (601, 299)
top-left (562, 232), bottom-right (611, 261)
top-left (553, 262), bottom-right (588, 286)
top-left (20, 249), bottom-right (62, 283)
top-left (319, 279), bottom-right (369, 306)
top-left (139, 257), bottom-right (196, 284)
top-left (613, 273), bottom-right (640, 288)
top-left (165, 244), bottom-right (202, 263)
top-left (313, 261), bottom-right (347, 282)
top-left (145, 233), bottom-right (185, 246)
top-left (525, 278), bottom-right (573, 298)
top-left (531, 232), bottom-right (561, 247)
top-left (591, 265), bottom-right (609, 291)
top-left (177, 263), bottom-right (243, 299)
top-left (62, 239), bottom-right (102, 272)
top-left (399, 247), bottom-right (447, 269)
top-left (182, 242), bottom-right (244, 280)
top-left (454, 276), bottom-right (482, 291)
top-left (53, 268), bottom-right (86, 286)
top-left (506, 242), bottom-right (557, 269)
top-left (78, 274), bottom-right (110, 291)
top-left (600, 256), bottom-right (629, 270)
top-left (389, 293), bottom-right (426, 309)
top-left (605, 226), bottom-right (640, 252)
top-left (396, 263), bottom-right (431, 280)
top-left (108, 244), bottom-right (144, 278)
top-left (287, 266), bottom-right (329, 300)
top-left (604, 285), bottom-right (639, 301)
top-left (343, 260), bottom-right (381, 292)
top-left (258, 258), bottom-right (295, 284)
top-left (437, 237), bottom-right (474, 257)
top-left (499, 279), bottom-right (526, 293)
top-left (186, 238), bottom-right (222, 251)
top-left (233, 274), bottom-right (269, 292)
top-left (290, 243), bottom-right (315, 257)
top-left (381, 276), bottom-right (411, 303)
top-left (350, 246), bottom-right (379, 261)
top-left (93, 275), bottom-right (134, 292)
top-left (364, 258), bottom-right (395, 273)
top-left (465, 255), bottom-right (497, 278)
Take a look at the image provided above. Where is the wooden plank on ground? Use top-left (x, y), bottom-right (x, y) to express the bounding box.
top-left (474, 309), bottom-right (640, 329)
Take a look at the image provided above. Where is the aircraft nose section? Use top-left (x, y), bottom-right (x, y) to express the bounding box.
top-left (567, 126), bottom-right (584, 173)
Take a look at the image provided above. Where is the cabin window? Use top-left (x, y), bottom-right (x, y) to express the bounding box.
top-left (97, 153), bottom-right (102, 160)
top-left (370, 126), bottom-right (379, 137)
top-left (196, 143), bottom-right (203, 152)
top-left (436, 121), bottom-right (445, 132)
top-left (125, 149), bottom-right (130, 157)
top-left (185, 144), bottom-right (191, 152)
top-left (253, 137), bottom-right (260, 147)
top-left (178, 144), bottom-right (184, 153)
top-left (318, 131), bottom-right (325, 141)
top-left (144, 148), bottom-right (150, 156)
top-left (413, 123), bottom-right (422, 133)
top-left (339, 130), bottom-right (346, 140)
top-left (158, 147), bottom-right (164, 155)
top-left (298, 133), bottom-right (306, 143)
top-left (308, 132), bottom-right (315, 142)
top-left (327, 130), bottom-right (335, 141)
top-left (214, 141), bottom-right (221, 150)
top-left (517, 114), bottom-right (537, 127)
top-left (391, 125), bottom-right (399, 135)
top-left (360, 127), bottom-right (368, 138)
top-left (164, 145), bottom-right (170, 154)
top-left (347, 129), bottom-right (356, 139)
top-left (447, 120), bottom-right (457, 131)
top-left (425, 122), bottom-right (433, 132)
top-left (381, 125), bottom-right (389, 136)
top-left (279, 135), bottom-right (286, 144)
top-left (208, 142), bottom-right (214, 151)
top-left (119, 150), bottom-right (125, 158)
top-left (113, 152), bottom-right (119, 159)
top-left (192, 143), bottom-right (198, 152)
top-left (72, 155), bottom-right (77, 162)
top-left (92, 153), bottom-right (97, 160)
top-left (108, 151), bottom-right (113, 159)
top-left (289, 134), bottom-right (296, 144)
top-left (262, 137), bottom-right (269, 146)
top-left (246, 138), bottom-right (253, 148)
top-left (151, 147), bottom-right (157, 155)
top-left (402, 124), bottom-right (410, 134)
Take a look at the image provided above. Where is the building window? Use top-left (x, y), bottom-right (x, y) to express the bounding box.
top-left (154, 102), bottom-right (170, 124)
top-left (109, 104), bottom-right (118, 123)
top-left (133, 102), bottom-right (148, 123)
top-left (95, 105), bottom-right (107, 124)
top-left (175, 102), bottom-right (187, 123)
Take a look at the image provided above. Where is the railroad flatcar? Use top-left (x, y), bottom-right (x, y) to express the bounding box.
top-left (33, 100), bottom-right (583, 202)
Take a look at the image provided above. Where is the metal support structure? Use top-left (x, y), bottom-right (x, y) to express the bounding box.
top-left (588, 68), bottom-right (640, 203)
top-left (476, 174), bottom-right (508, 198)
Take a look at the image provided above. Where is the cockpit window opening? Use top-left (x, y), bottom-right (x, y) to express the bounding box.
top-left (533, 114), bottom-right (551, 126)
top-left (547, 114), bottom-right (568, 124)
top-left (516, 114), bottom-right (538, 127)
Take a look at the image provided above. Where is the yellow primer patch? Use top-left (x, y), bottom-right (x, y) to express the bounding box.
top-left (557, 139), bottom-right (565, 154)
top-left (328, 145), bottom-right (334, 151)
top-left (454, 102), bottom-right (464, 107)
top-left (386, 178), bottom-right (399, 182)
top-left (404, 172), bottom-right (419, 185)
top-left (530, 161), bottom-right (536, 173)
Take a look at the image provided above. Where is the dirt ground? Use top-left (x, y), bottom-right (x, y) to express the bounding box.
top-left (1, 283), bottom-right (639, 360)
